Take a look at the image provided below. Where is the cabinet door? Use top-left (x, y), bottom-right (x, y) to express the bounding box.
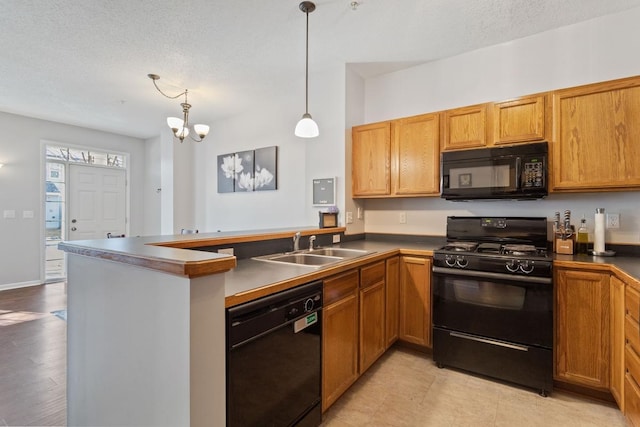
top-left (442, 104), bottom-right (488, 150)
top-left (385, 256), bottom-right (400, 348)
top-left (359, 281), bottom-right (385, 374)
top-left (610, 275), bottom-right (625, 409)
top-left (322, 271), bottom-right (359, 412)
top-left (394, 113), bottom-right (440, 195)
top-left (359, 262), bottom-right (386, 373)
top-left (555, 268), bottom-right (610, 390)
top-left (352, 122), bottom-right (391, 196)
top-left (399, 256), bottom-right (432, 348)
top-left (552, 76), bottom-right (640, 191)
top-left (492, 95), bottom-right (546, 145)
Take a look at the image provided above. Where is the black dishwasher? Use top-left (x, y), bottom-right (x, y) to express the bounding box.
top-left (226, 281), bottom-right (323, 427)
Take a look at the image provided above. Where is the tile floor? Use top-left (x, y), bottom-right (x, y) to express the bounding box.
top-left (321, 347), bottom-right (626, 427)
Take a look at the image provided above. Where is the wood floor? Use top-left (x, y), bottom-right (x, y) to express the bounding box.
top-left (0, 282), bottom-right (67, 427)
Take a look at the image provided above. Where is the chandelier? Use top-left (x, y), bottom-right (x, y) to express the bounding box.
top-left (147, 74), bottom-right (210, 142)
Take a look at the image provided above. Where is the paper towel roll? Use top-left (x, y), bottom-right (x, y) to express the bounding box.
top-left (594, 208), bottom-right (605, 253)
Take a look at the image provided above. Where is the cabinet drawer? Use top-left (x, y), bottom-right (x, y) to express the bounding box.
top-left (628, 285), bottom-right (640, 324)
top-left (627, 315), bottom-right (640, 357)
top-left (360, 261), bottom-right (385, 289)
top-left (625, 373), bottom-right (640, 427)
top-left (324, 270), bottom-right (359, 306)
top-left (627, 343), bottom-right (640, 386)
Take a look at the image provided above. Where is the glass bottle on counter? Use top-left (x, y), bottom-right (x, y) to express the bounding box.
top-left (577, 217), bottom-right (589, 254)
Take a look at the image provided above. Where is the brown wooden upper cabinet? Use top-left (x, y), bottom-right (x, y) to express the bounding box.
top-left (552, 75), bottom-right (640, 191)
top-left (394, 113), bottom-right (440, 196)
top-left (352, 121), bottom-right (392, 197)
top-left (352, 113), bottom-right (440, 198)
top-left (442, 103), bottom-right (488, 150)
top-left (492, 95), bottom-right (547, 145)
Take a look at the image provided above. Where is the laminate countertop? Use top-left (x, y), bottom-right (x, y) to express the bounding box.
top-left (223, 239), bottom-right (442, 307)
top-left (223, 238), bottom-right (640, 307)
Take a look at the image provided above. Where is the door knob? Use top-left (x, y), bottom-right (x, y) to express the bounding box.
top-left (71, 227), bottom-right (77, 231)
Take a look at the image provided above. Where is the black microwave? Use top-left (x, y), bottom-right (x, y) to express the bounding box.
top-left (441, 142), bottom-right (548, 201)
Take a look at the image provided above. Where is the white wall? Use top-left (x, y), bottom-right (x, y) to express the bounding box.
top-left (359, 7), bottom-right (640, 245)
top-left (194, 63), bottom-right (348, 233)
top-left (0, 111), bottom-right (145, 288)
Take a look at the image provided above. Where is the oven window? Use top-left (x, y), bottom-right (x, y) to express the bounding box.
top-left (449, 164), bottom-right (511, 189)
top-left (453, 279), bottom-right (525, 310)
top-left (433, 273), bottom-right (553, 348)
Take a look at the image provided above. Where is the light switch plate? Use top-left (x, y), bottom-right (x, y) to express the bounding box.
top-left (3, 210), bottom-right (15, 219)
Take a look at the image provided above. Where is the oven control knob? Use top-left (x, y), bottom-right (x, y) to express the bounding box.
top-left (444, 255), bottom-right (456, 267)
top-left (455, 256), bottom-right (468, 268)
top-left (506, 259), bottom-right (519, 272)
top-left (519, 260), bottom-right (534, 274)
top-left (304, 298), bottom-right (315, 312)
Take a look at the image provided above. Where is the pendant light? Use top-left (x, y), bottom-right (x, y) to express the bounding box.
top-left (295, 1), bottom-right (319, 138)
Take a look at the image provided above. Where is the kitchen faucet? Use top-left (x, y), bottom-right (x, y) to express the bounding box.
top-left (293, 232), bottom-right (301, 251)
top-left (309, 235), bottom-right (316, 251)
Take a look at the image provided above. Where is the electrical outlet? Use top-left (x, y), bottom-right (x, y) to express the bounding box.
top-left (332, 234), bottom-right (340, 244)
top-left (399, 212), bottom-right (407, 224)
top-left (357, 207), bottom-right (363, 220)
top-left (606, 213), bottom-right (620, 229)
top-left (346, 212), bottom-right (353, 224)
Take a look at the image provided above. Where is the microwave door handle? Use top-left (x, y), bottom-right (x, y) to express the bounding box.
top-left (515, 157), bottom-right (522, 189)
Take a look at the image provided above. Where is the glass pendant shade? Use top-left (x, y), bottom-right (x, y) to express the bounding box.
top-left (294, 113), bottom-right (319, 138)
top-left (175, 126), bottom-right (189, 139)
top-left (193, 124), bottom-right (210, 139)
top-left (167, 117), bottom-right (184, 130)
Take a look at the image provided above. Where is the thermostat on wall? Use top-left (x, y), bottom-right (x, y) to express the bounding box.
top-left (312, 177), bottom-right (336, 206)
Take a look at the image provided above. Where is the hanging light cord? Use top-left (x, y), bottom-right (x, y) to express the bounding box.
top-left (304, 8), bottom-right (310, 114)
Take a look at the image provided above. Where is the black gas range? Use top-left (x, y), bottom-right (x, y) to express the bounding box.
top-left (432, 216), bottom-right (553, 396)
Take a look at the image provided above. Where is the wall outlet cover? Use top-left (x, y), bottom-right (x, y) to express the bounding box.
top-left (332, 234), bottom-right (340, 243)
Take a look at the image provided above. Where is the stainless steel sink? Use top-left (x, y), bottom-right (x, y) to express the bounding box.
top-left (305, 248), bottom-right (369, 258)
top-left (253, 247), bottom-right (372, 268)
top-left (265, 253), bottom-right (342, 266)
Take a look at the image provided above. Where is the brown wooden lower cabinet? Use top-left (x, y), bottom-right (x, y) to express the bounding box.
top-left (385, 256), bottom-right (400, 348)
top-left (322, 270), bottom-right (359, 412)
top-left (555, 268), bottom-right (611, 390)
top-left (626, 282), bottom-right (640, 425)
top-left (399, 256), bottom-right (432, 348)
top-left (359, 261), bottom-right (386, 373)
top-left (611, 275), bottom-right (625, 409)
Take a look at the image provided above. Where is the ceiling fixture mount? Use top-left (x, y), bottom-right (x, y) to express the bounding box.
top-left (294, 1), bottom-right (319, 139)
top-left (147, 74), bottom-right (210, 143)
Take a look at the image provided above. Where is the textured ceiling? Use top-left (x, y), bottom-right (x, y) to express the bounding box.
top-left (1, 0), bottom-right (640, 139)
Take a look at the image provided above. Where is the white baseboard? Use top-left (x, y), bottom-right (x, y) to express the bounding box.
top-left (0, 280), bottom-right (42, 292)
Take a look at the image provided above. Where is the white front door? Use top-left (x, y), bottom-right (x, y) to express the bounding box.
top-left (68, 164), bottom-right (126, 240)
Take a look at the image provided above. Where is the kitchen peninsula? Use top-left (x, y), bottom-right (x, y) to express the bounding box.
top-left (60, 227), bottom-right (640, 426)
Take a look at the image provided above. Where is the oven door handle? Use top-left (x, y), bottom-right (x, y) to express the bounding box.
top-left (449, 331), bottom-right (529, 352)
top-left (432, 266), bottom-right (552, 285)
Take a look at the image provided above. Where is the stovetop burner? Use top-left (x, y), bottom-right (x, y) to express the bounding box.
top-left (438, 242), bottom-right (548, 258)
top-left (441, 241), bottom-right (479, 252)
